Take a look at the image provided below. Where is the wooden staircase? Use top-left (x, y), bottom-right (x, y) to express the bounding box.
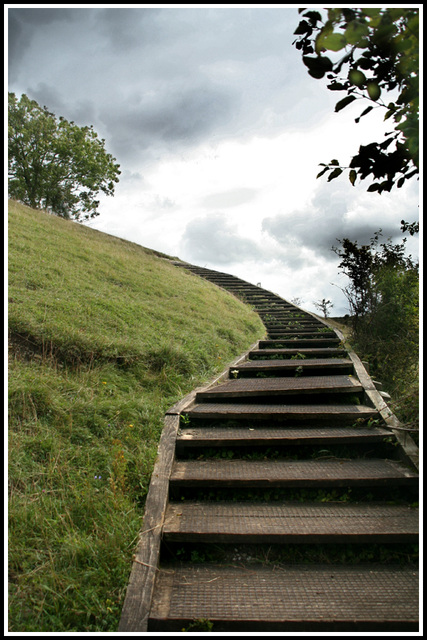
top-left (119, 263), bottom-right (419, 632)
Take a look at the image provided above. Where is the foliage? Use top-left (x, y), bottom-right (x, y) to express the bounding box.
top-left (332, 230), bottom-right (417, 320)
top-left (313, 298), bottom-right (333, 318)
top-left (332, 230), bottom-right (419, 425)
top-left (8, 200), bottom-right (265, 632)
top-left (181, 618), bottom-right (214, 632)
top-left (293, 8), bottom-right (419, 194)
top-left (8, 93), bottom-right (121, 222)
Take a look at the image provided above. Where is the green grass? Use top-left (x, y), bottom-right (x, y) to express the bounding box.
top-left (7, 200), bottom-right (265, 632)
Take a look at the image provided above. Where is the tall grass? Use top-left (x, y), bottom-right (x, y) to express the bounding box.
top-left (7, 200), bottom-right (265, 631)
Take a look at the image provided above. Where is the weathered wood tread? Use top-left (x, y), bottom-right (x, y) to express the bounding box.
top-left (233, 358), bottom-right (353, 373)
top-left (176, 425), bottom-right (393, 447)
top-left (163, 501), bottom-right (419, 542)
top-left (186, 402), bottom-right (378, 421)
top-left (148, 564), bottom-right (418, 631)
top-left (262, 330), bottom-right (336, 336)
top-left (259, 339), bottom-right (341, 347)
top-left (170, 458), bottom-right (418, 487)
top-left (267, 324), bottom-right (328, 329)
top-left (250, 348), bottom-right (347, 358)
top-left (197, 375), bottom-right (362, 400)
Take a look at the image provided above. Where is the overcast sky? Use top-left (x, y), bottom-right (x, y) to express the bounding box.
top-left (7, 5), bottom-right (420, 315)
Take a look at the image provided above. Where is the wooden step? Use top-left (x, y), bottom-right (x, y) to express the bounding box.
top-left (163, 501), bottom-right (419, 543)
top-left (267, 325), bottom-right (326, 331)
top-left (256, 306), bottom-right (296, 311)
top-left (267, 336), bottom-right (332, 346)
top-left (186, 402), bottom-right (378, 423)
top-left (148, 563), bottom-right (419, 631)
top-left (260, 339), bottom-right (341, 347)
top-left (176, 425), bottom-right (392, 448)
top-left (250, 348), bottom-right (347, 358)
top-left (231, 358), bottom-right (353, 375)
top-left (170, 458), bottom-right (418, 489)
top-left (196, 376), bottom-right (363, 401)
top-left (262, 329), bottom-right (336, 336)
top-left (260, 311), bottom-right (314, 316)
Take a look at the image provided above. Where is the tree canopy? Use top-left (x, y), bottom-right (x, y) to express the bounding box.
top-left (8, 93), bottom-right (121, 222)
top-left (293, 8), bottom-right (419, 195)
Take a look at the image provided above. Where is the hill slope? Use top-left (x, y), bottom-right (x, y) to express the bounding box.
top-left (7, 200), bottom-right (265, 632)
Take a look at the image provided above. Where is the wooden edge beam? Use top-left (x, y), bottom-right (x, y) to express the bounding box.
top-left (118, 414), bottom-right (179, 632)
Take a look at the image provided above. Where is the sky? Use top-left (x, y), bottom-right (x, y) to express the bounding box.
top-left (6, 5), bottom-right (420, 316)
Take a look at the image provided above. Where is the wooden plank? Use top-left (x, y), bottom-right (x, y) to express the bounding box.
top-left (232, 358), bottom-right (353, 374)
top-left (170, 458), bottom-right (418, 488)
top-left (196, 375), bottom-right (363, 400)
top-left (176, 425), bottom-right (393, 448)
top-left (118, 414), bottom-right (179, 632)
top-left (250, 348), bottom-right (347, 358)
top-left (149, 564), bottom-right (419, 631)
top-left (186, 402), bottom-right (378, 422)
top-left (260, 339), bottom-right (341, 347)
top-left (262, 330), bottom-right (336, 336)
top-left (163, 501), bottom-right (419, 543)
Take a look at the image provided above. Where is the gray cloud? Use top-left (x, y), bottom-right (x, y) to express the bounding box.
top-left (8, 6), bottom-right (316, 166)
top-left (8, 8), bottom-right (78, 81)
top-left (181, 213), bottom-right (263, 265)
top-left (97, 8), bottom-right (162, 52)
top-left (98, 86), bottom-right (234, 164)
top-left (262, 181), bottom-right (408, 261)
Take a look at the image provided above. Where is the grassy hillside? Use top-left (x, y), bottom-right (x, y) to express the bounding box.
top-left (7, 200), bottom-right (265, 632)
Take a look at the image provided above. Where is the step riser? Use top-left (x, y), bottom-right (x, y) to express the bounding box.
top-left (262, 328), bottom-right (335, 333)
top-left (176, 436), bottom-right (393, 450)
top-left (186, 407), bottom-right (378, 424)
top-left (163, 532), bottom-right (418, 544)
top-left (170, 477), bottom-right (417, 489)
top-left (250, 350), bottom-right (348, 358)
top-left (261, 338), bottom-right (340, 343)
top-left (148, 618), bottom-right (419, 633)
top-left (232, 367), bottom-right (354, 376)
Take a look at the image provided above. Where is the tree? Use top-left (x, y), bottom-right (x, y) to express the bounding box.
top-left (293, 8), bottom-right (419, 195)
top-left (332, 230), bottom-right (418, 323)
top-left (8, 93), bottom-right (121, 222)
top-left (313, 298), bottom-right (333, 318)
top-left (332, 231), bottom-right (419, 423)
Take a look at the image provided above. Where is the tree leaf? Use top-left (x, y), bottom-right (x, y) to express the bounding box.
top-left (319, 32), bottom-right (347, 52)
top-left (349, 169), bottom-right (357, 185)
top-left (327, 167), bottom-right (343, 181)
top-left (367, 82), bottom-right (381, 101)
top-left (294, 20), bottom-right (311, 35)
top-left (316, 166), bottom-right (330, 179)
top-left (327, 81), bottom-right (348, 91)
top-left (303, 11), bottom-right (322, 25)
top-left (335, 95), bottom-right (357, 112)
top-left (303, 55), bottom-right (333, 79)
top-left (348, 69), bottom-right (366, 87)
top-left (344, 20), bottom-right (369, 46)
top-left (367, 183), bottom-right (381, 192)
top-left (355, 105), bottom-right (373, 123)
